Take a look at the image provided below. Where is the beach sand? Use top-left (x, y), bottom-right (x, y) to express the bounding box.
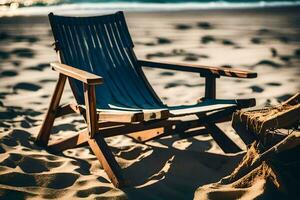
top-left (0, 7), bottom-right (300, 199)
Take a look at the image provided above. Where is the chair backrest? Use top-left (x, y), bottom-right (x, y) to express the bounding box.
top-left (48, 11), bottom-right (164, 110)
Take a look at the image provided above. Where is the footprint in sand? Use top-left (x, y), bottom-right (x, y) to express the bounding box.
top-left (0, 153), bottom-right (63, 173)
top-left (277, 36), bottom-right (289, 43)
top-left (201, 35), bottom-right (215, 44)
top-left (0, 32), bottom-right (39, 43)
top-left (165, 82), bottom-right (203, 89)
top-left (12, 60), bottom-right (21, 67)
top-left (280, 55), bottom-right (291, 62)
top-left (0, 32), bottom-right (10, 41)
top-left (157, 37), bottom-right (172, 44)
top-left (144, 42), bottom-right (156, 46)
top-left (26, 63), bottom-right (49, 71)
top-left (184, 54), bottom-right (199, 61)
top-left (253, 60), bottom-right (281, 68)
top-left (160, 71), bottom-right (175, 76)
top-left (257, 28), bottom-right (271, 35)
top-left (13, 82), bottom-right (41, 91)
top-left (14, 35), bottom-right (39, 43)
top-left (175, 24), bottom-right (192, 30)
top-left (251, 37), bottom-right (263, 44)
top-left (184, 52), bottom-right (208, 61)
top-left (0, 172), bottom-right (79, 189)
top-left (294, 49), bottom-right (300, 58)
top-left (197, 22), bottom-right (213, 29)
top-left (165, 82), bottom-right (180, 89)
top-left (0, 50), bottom-right (10, 59)
top-left (39, 79), bottom-right (56, 83)
top-left (0, 70), bottom-right (18, 77)
top-left (276, 94), bottom-right (293, 102)
top-left (76, 186), bottom-right (111, 198)
top-left (221, 39), bottom-right (235, 46)
top-left (146, 49), bottom-right (208, 61)
top-left (249, 85), bottom-right (264, 93)
top-left (0, 107), bottom-right (42, 122)
top-left (11, 48), bottom-right (34, 58)
top-left (270, 47), bottom-right (277, 57)
top-left (266, 82), bottom-right (282, 86)
top-left (221, 65), bottom-right (232, 68)
top-left (97, 177), bottom-right (110, 183)
top-left (146, 52), bottom-right (168, 59)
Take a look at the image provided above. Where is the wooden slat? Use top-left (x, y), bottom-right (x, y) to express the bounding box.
top-left (115, 11), bottom-right (134, 48)
top-left (142, 109), bottom-right (169, 121)
top-left (58, 23), bottom-right (86, 104)
top-left (88, 134), bottom-right (125, 188)
top-left (51, 63), bottom-right (103, 85)
top-left (94, 22), bottom-right (135, 107)
top-left (131, 49), bottom-right (164, 106)
top-left (64, 19), bottom-right (86, 75)
top-left (104, 22), bottom-right (152, 109)
top-left (98, 108), bottom-right (169, 123)
top-left (36, 73), bottom-right (67, 146)
top-left (98, 109), bottom-right (143, 123)
top-left (204, 122), bottom-right (242, 153)
top-left (169, 103), bottom-right (236, 117)
top-left (105, 23), bottom-right (148, 108)
top-left (139, 59), bottom-right (257, 78)
top-left (204, 76), bottom-right (216, 99)
top-left (109, 22), bottom-right (158, 107)
top-left (55, 101), bottom-right (236, 123)
top-left (84, 84), bottom-right (98, 138)
top-left (124, 108), bottom-right (235, 142)
top-left (87, 22), bottom-right (126, 106)
top-left (55, 103), bottom-right (77, 117)
top-left (48, 129), bottom-right (89, 152)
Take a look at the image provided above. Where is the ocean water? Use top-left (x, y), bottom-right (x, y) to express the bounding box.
top-left (1, 0), bottom-right (300, 17)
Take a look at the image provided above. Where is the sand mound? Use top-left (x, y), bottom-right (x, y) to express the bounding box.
top-left (194, 132), bottom-right (300, 200)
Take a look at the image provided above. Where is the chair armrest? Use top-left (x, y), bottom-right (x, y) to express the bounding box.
top-left (51, 62), bottom-right (103, 85)
top-left (138, 59), bottom-right (257, 79)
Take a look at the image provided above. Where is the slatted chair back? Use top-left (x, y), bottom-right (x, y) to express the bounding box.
top-left (49, 11), bottom-right (164, 110)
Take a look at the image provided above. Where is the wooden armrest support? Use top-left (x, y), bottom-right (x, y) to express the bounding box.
top-left (51, 62), bottom-right (103, 85)
top-left (138, 59), bottom-right (257, 78)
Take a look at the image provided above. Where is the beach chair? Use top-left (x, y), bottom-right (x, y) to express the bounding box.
top-left (36, 11), bottom-right (257, 187)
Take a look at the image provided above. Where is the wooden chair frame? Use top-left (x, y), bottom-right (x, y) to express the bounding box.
top-left (36, 61), bottom-right (256, 187)
top-left (36, 12), bottom-right (257, 188)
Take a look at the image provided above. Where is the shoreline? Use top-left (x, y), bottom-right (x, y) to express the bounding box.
top-left (0, 6), bottom-right (299, 199)
top-left (1, 4), bottom-right (300, 18)
top-left (1, 6), bottom-right (300, 22)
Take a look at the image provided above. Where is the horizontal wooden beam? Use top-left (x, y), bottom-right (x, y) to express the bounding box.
top-left (48, 129), bottom-right (89, 152)
top-left (100, 108), bottom-right (235, 141)
top-left (139, 59), bottom-right (257, 79)
top-left (51, 62), bottom-right (103, 85)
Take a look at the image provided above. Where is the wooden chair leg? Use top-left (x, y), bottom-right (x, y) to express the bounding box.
top-left (128, 127), bottom-right (166, 142)
top-left (82, 83), bottom-right (125, 187)
top-left (36, 74), bottom-right (67, 146)
top-left (205, 122), bottom-right (242, 153)
top-left (88, 134), bottom-right (125, 188)
top-left (48, 129), bottom-right (89, 152)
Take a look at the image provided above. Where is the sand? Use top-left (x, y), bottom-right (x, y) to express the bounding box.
top-left (0, 7), bottom-right (300, 199)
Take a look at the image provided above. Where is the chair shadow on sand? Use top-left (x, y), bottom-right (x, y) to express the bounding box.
top-left (0, 125), bottom-right (244, 200)
top-left (120, 136), bottom-right (244, 200)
